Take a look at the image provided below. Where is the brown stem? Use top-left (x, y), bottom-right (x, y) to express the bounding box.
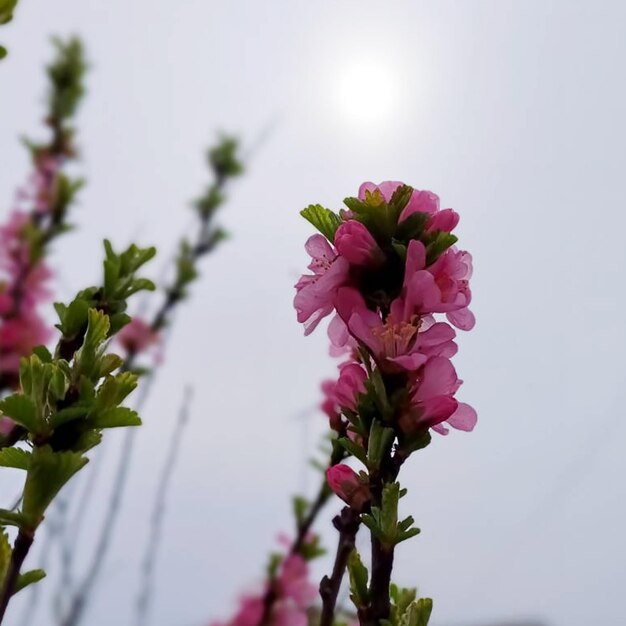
top-left (367, 536), bottom-right (394, 624)
top-left (319, 507), bottom-right (361, 626)
top-left (0, 529), bottom-right (35, 624)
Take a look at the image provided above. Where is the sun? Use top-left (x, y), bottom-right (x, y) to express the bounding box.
top-left (333, 57), bottom-right (400, 127)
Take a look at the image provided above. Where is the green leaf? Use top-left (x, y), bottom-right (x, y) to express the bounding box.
top-left (425, 232), bottom-right (458, 265)
top-left (97, 353), bottom-right (124, 377)
top-left (87, 407), bottom-right (141, 429)
top-left (0, 447), bottom-right (31, 470)
top-left (22, 446), bottom-right (88, 527)
top-left (48, 406), bottom-right (89, 429)
top-left (0, 528), bottom-right (11, 586)
top-left (367, 420), bottom-right (395, 471)
top-left (13, 569), bottom-right (46, 594)
top-left (0, 0), bottom-right (18, 24)
top-left (338, 437), bottom-right (367, 466)
top-left (94, 372), bottom-right (137, 410)
top-left (0, 395), bottom-right (40, 433)
top-left (395, 211), bottom-right (429, 241)
top-left (347, 549), bottom-right (369, 607)
top-left (293, 495), bottom-right (308, 527)
top-left (300, 204), bottom-right (342, 242)
top-left (32, 346), bottom-right (53, 363)
top-left (402, 598), bottom-right (433, 626)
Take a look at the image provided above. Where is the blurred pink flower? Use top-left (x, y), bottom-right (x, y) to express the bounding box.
top-left (117, 318), bottom-right (160, 355)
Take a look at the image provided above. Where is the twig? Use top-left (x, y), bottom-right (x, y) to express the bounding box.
top-left (59, 139), bottom-right (242, 626)
top-left (257, 441), bottom-right (347, 626)
top-left (0, 529), bottom-right (35, 623)
top-left (319, 507), bottom-right (361, 626)
top-left (135, 386), bottom-right (193, 626)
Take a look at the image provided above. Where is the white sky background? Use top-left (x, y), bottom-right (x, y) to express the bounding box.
top-left (1, 1), bottom-right (626, 625)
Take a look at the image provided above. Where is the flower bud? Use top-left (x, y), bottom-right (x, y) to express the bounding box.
top-left (334, 220), bottom-right (384, 267)
top-left (326, 464), bottom-right (370, 511)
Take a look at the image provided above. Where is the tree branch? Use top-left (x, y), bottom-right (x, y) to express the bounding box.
top-left (319, 507), bottom-right (361, 626)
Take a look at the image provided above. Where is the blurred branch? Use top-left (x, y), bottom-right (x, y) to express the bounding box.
top-left (0, 36), bottom-right (86, 394)
top-left (58, 136), bottom-right (244, 626)
top-left (0, 0), bottom-right (20, 59)
top-left (135, 385), bottom-right (193, 626)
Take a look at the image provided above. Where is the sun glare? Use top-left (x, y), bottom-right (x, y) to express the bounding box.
top-left (333, 58), bottom-right (400, 127)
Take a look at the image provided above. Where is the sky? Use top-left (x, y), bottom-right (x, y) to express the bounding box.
top-left (1, 1), bottom-right (626, 626)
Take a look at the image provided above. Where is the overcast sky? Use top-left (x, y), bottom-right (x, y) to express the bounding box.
top-left (1, 2), bottom-right (626, 626)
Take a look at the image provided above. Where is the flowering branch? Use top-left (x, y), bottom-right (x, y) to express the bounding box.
top-left (0, 239), bottom-right (157, 625)
top-left (0, 36), bottom-right (86, 396)
top-left (295, 181), bottom-right (476, 625)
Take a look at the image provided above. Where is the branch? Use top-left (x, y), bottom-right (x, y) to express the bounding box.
top-left (134, 386), bottom-right (193, 626)
top-left (319, 507), bottom-right (361, 626)
top-left (58, 138), bottom-right (243, 626)
top-left (0, 530), bottom-right (34, 623)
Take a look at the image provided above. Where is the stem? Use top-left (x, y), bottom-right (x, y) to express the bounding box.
top-left (0, 529), bottom-right (35, 625)
top-left (319, 507), bottom-right (361, 626)
top-left (361, 455), bottom-right (397, 626)
top-left (134, 386), bottom-right (193, 626)
top-left (367, 537), bottom-right (394, 624)
top-left (257, 443), bottom-right (347, 626)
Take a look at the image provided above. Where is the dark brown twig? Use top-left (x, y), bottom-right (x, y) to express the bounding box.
top-left (319, 507), bottom-right (361, 626)
top-left (0, 529), bottom-right (35, 623)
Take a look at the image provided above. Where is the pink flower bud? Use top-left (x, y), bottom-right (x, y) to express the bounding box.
top-left (326, 464), bottom-right (370, 511)
top-left (334, 220), bottom-right (384, 267)
top-left (426, 208), bottom-right (459, 233)
top-left (334, 363), bottom-right (367, 411)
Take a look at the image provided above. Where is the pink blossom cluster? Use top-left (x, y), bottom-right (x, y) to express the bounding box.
top-left (0, 212), bottom-right (53, 380)
top-left (296, 181), bottom-right (477, 444)
top-left (0, 156), bottom-right (66, 383)
top-left (210, 543), bottom-right (317, 626)
top-left (14, 154), bottom-right (62, 215)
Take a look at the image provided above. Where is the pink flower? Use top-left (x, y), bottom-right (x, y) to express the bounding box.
top-left (272, 603), bottom-right (308, 626)
top-left (427, 248), bottom-right (475, 330)
top-left (401, 239), bottom-right (475, 331)
top-left (276, 554), bottom-right (317, 607)
top-left (15, 154), bottom-right (62, 216)
top-left (426, 208), bottom-right (459, 233)
top-left (320, 363), bottom-right (367, 430)
top-left (335, 285), bottom-right (457, 373)
top-left (399, 356), bottom-right (477, 434)
top-left (294, 235), bottom-right (350, 335)
top-left (326, 464), bottom-right (370, 510)
top-left (321, 379), bottom-right (342, 429)
top-left (0, 312), bottom-right (53, 378)
top-left (212, 595), bottom-right (264, 626)
top-left (334, 220), bottom-right (384, 267)
top-left (334, 363), bottom-right (367, 411)
top-left (117, 318), bottom-right (160, 355)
